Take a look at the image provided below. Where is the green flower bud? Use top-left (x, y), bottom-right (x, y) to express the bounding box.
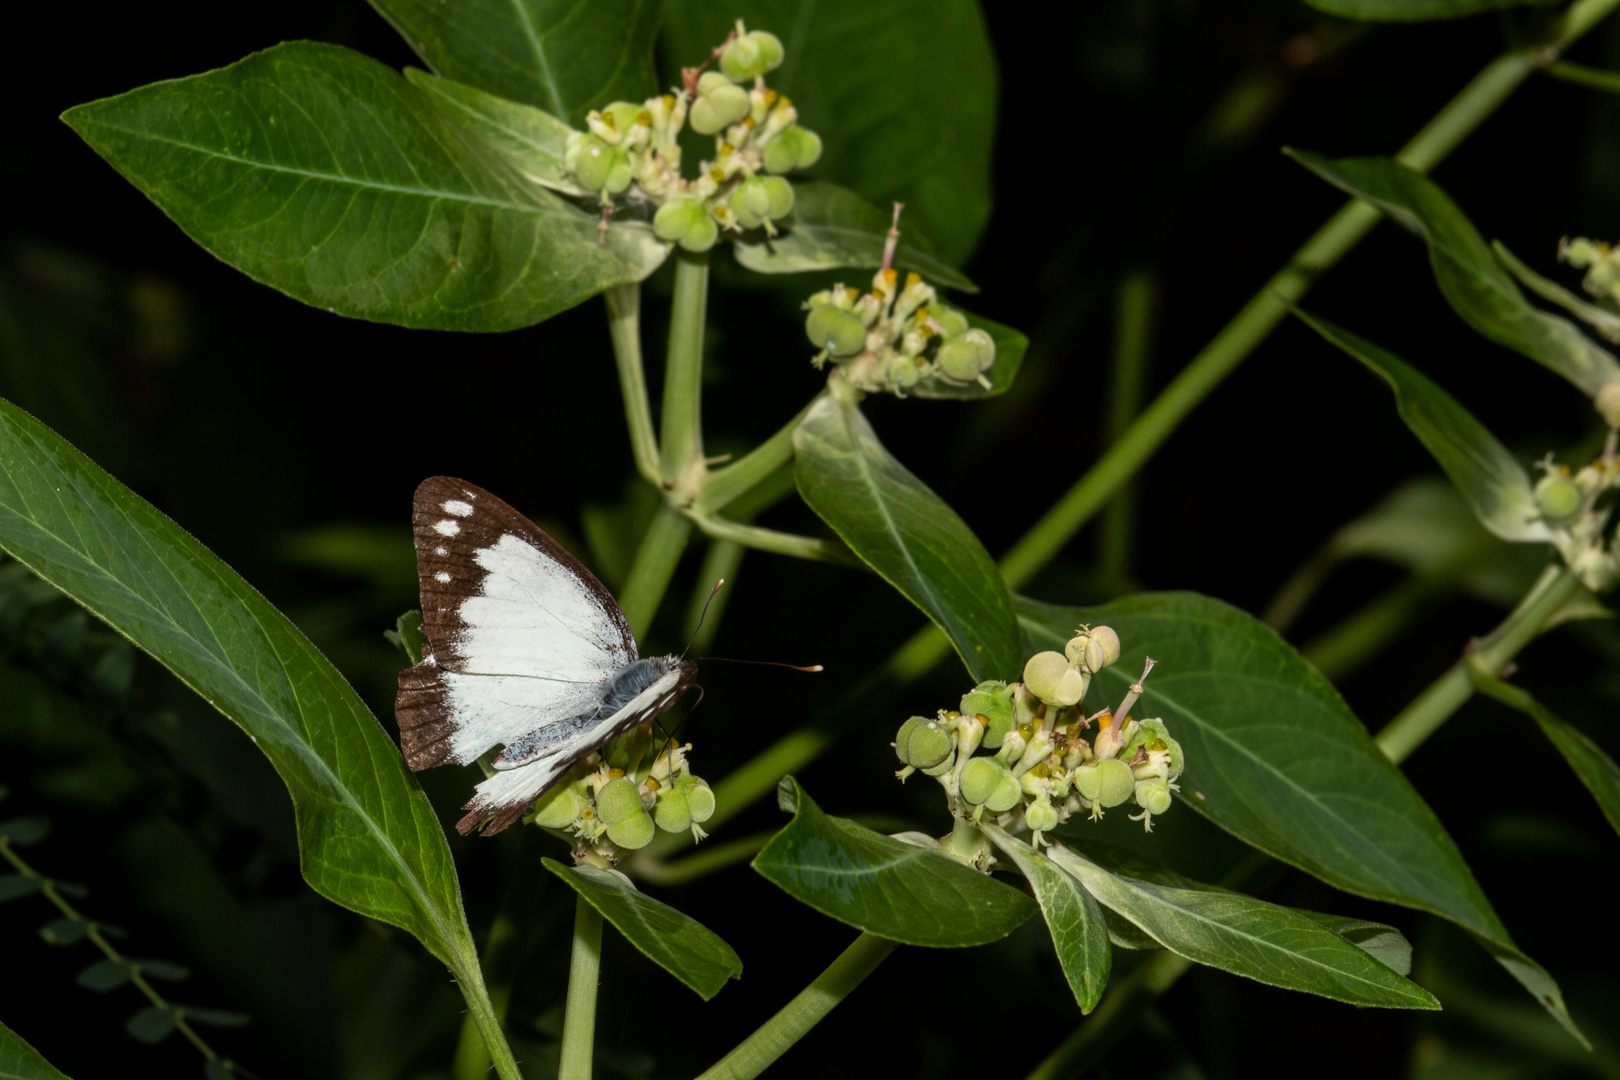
top-left (986, 769), bottom-right (1023, 813)
top-left (532, 783), bottom-right (585, 829)
top-left (1596, 381), bottom-right (1620, 428)
top-left (654, 199), bottom-right (719, 253)
top-left (931, 305), bottom-right (969, 338)
top-left (680, 776), bottom-right (716, 823)
top-left (1096, 758), bottom-right (1135, 808)
top-left (606, 808), bottom-right (656, 849)
top-left (1122, 719), bottom-right (1184, 781)
top-left (920, 747), bottom-right (957, 778)
top-left (595, 777), bottom-right (646, 825)
top-left (959, 756), bottom-right (1006, 806)
top-left (1072, 762), bottom-right (1102, 803)
top-left (894, 716), bottom-right (927, 764)
top-left (689, 73), bottom-right (751, 135)
top-left (1023, 651), bottom-right (1086, 708)
top-left (1011, 682), bottom-right (1041, 725)
top-left (961, 682), bottom-right (1015, 749)
top-left (934, 329), bottom-right (996, 385)
top-left (761, 175), bottom-right (795, 219)
top-left (1536, 473), bottom-right (1583, 524)
top-left (720, 30), bottom-right (785, 81)
top-left (951, 711), bottom-right (986, 760)
top-left (1135, 776), bottom-right (1172, 816)
top-left (1064, 626), bottom-right (1120, 672)
top-left (761, 124), bottom-right (823, 173)
top-left (1024, 795), bottom-right (1060, 834)
top-left (728, 176), bottom-right (792, 228)
top-left (805, 304), bottom-right (868, 357)
top-left (596, 101), bottom-right (651, 145)
top-left (653, 786), bottom-right (692, 833)
top-left (905, 721), bottom-right (953, 770)
top-left (572, 136), bottom-right (632, 193)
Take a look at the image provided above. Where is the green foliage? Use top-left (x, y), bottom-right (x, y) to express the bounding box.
top-left (662, 0), bottom-right (996, 266)
top-left (1290, 151), bottom-right (1620, 398)
top-left (1017, 592), bottom-right (1580, 1036)
top-left (0, 399), bottom-right (477, 973)
top-left (1294, 309), bottom-right (1550, 542)
top-left (0, 1022), bottom-right (72, 1080)
top-left (368, 0), bottom-right (660, 125)
top-left (64, 43), bottom-right (668, 333)
top-left (543, 859), bottom-right (743, 1000)
top-left (982, 826), bottom-right (1110, 1013)
top-left (794, 392), bottom-right (1021, 681)
top-left (1300, 0), bottom-right (1539, 20)
top-left (753, 778), bottom-right (1036, 946)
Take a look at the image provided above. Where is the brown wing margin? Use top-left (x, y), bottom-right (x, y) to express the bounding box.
top-left (396, 663), bottom-right (454, 771)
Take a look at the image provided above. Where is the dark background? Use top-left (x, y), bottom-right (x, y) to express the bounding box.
top-left (2, 2), bottom-right (1619, 1078)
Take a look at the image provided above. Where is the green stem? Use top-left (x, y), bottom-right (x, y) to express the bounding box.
top-left (1100, 271), bottom-right (1157, 584)
top-left (628, 829), bottom-right (777, 886)
top-left (452, 961), bottom-right (524, 1080)
top-left (687, 512), bottom-right (862, 567)
top-left (606, 284), bottom-right (662, 485)
top-left (619, 506), bottom-right (693, 640)
top-left (1546, 59), bottom-right (1620, 93)
top-left (1375, 565), bottom-right (1580, 763)
top-left (558, 895), bottom-right (604, 1080)
top-left (1023, 950), bottom-right (1192, 1080)
top-left (700, 394), bottom-right (822, 513)
top-left (452, 909), bottom-right (519, 1080)
top-left (695, 933), bottom-right (898, 1080)
top-left (661, 252), bottom-right (710, 491)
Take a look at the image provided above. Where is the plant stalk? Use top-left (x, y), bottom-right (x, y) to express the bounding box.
top-left (606, 284), bottom-right (662, 485)
top-left (619, 506), bottom-right (693, 640)
top-left (688, 511), bottom-right (862, 567)
top-left (694, 933), bottom-right (898, 1080)
top-left (1100, 271), bottom-right (1157, 584)
top-left (661, 252), bottom-right (710, 490)
top-left (558, 895), bottom-right (604, 1080)
top-left (700, 395), bottom-right (822, 513)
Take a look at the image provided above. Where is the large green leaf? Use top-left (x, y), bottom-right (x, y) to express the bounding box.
top-left (0, 399), bottom-right (476, 973)
top-left (405, 69), bottom-right (585, 196)
top-left (544, 859), bottom-right (742, 1000)
top-left (0, 1023), bottom-right (71, 1080)
top-left (732, 182), bottom-right (976, 292)
top-left (982, 826), bottom-right (1110, 1012)
top-left (1018, 592), bottom-right (1582, 1041)
top-left (1299, 0), bottom-right (1535, 20)
top-left (369, 0), bottom-right (660, 125)
top-left (663, 0), bottom-right (996, 266)
top-left (793, 392), bottom-right (1021, 681)
top-left (1289, 151), bottom-right (1620, 398)
top-left (752, 778), bottom-right (1036, 947)
top-left (1471, 672), bottom-right (1620, 841)
top-left (1294, 310), bottom-right (1550, 543)
top-left (64, 42), bottom-right (668, 333)
top-left (1045, 843), bottom-right (1437, 1009)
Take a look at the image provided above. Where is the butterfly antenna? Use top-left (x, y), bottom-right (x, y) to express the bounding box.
top-left (697, 656), bottom-right (824, 672)
top-left (682, 579), bottom-right (727, 658)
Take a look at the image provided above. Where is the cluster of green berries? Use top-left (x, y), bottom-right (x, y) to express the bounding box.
top-left (804, 268), bottom-right (996, 395)
top-left (1533, 450), bottom-right (1620, 591)
top-left (1562, 237), bottom-right (1620, 312)
top-left (528, 727), bottom-right (715, 866)
top-left (561, 21), bottom-right (822, 253)
top-left (894, 627), bottom-right (1185, 867)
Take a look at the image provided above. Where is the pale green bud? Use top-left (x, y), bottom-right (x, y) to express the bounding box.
top-left (961, 682), bottom-right (1015, 749)
top-left (986, 769), bottom-right (1023, 813)
top-left (894, 716), bottom-right (927, 765)
top-left (1023, 651), bottom-right (1086, 708)
top-left (572, 136), bottom-right (632, 193)
top-left (653, 786), bottom-right (693, 833)
top-left (959, 756), bottom-right (1006, 806)
top-left (905, 721), bottom-right (953, 770)
top-left (1072, 762), bottom-right (1102, 803)
top-left (931, 305), bottom-right (969, 338)
top-left (1135, 777), bottom-right (1172, 816)
top-left (934, 329), bottom-right (996, 385)
top-left (653, 199), bottom-right (719, 253)
top-left (1011, 682), bottom-right (1041, 725)
top-left (761, 175), bottom-right (795, 219)
top-left (594, 101), bottom-right (651, 145)
top-left (806, 304), bottom-right (867, 357)
top-left (680, 776), bottom-right (716, 824)
top-left (690, 73), bottom-right (751, 135)
top-left (1536, 473), bottom-right (1583, 524)
top-left (1024, 795), bottom-right (1060, 833)
top-left (951, 711), bottom-right (986, 760)
top-left (595, 777), bottom-right (645, 825)
top-left (1077, 626), bottom-right (1121, 672)
top-left (761, 124), bottom-right (822, 173)
top-left (1122, 719), bottom-right (1185, 781)
top-left (720, 30), bottom-right (785, 81)
top-left (606, 808), bottom-right (656, 849)
top-left (1096, 758), bottom-right (1135, 808)
top-left (1013, 731), bottom-right (1054, 777)
top-left (532, 783), bottom-right (585, 829)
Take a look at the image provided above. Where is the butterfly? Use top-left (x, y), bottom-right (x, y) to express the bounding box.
top-left (395, 476), bottom-right (697, 836)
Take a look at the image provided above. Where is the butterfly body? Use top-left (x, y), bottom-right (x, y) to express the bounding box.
top-left (395, 476), bottom-right (696, 835)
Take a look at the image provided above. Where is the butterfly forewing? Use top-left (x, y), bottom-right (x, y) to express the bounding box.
top-left (397, 477), bottom-right (638, 773)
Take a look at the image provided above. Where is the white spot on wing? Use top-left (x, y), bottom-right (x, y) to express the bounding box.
top-left (435, 519), bottom-right (461, 536)
top-left (443, 499), bottom-right (474, 517)
top-left (435, 571), bottom-right (451, 583)
top-left (435, 546), bottom-right (447, 556)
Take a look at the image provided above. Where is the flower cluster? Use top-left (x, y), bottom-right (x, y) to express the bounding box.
top-left (893, 626), bottom-right (1184, 870)
top-left (527, 727), bottom-right (715, 867)
top-left (1561, 236), bottom-right (1620, 310)
top-left (1533, 449), bottom-right (1620, 591)
top-left (803, 268), bottom-right (996, 395)
top-left (561, 21), bottom-right (822, 252)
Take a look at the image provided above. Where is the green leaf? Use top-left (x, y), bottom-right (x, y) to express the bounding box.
top-left (908, 314), bottom-right (1028, 401)
top-left (176, 1007), bottom-right (250, 1028)
top-left (0, 817), bottom-right (48, 845)
top-left (64, 42), bottom-right (668, 333)
top-left (37, 917), bottom-right (87, 946)
top-left (1471, 671), bottom-right (1620, 841)
top-left (981, 826), bottom-right (1110, 1012)
top-left (731, 182), bottom-right (976, 292)
top-left (793, 392), bottom-right (1021, 681)
top-left (404, 69), bottom-right (586, 196)
top-left (1045, 842), bottom-right (1437, 1009)
top-left (386, 610), bottom-right (427, 666)
top-left (76, 958), bottom-right (134, 992)
top-left (1018, 592), bottom-right (1582, 1041)
top-left (1297, 914), bottom-right (1413, 978)
top-left (370, 0), bottom-right (660, 125)
top-left (0, 1021), bottom-right (72, 1080)
top-left (138, 960), bottom-right (190, 982)
top-left (1288, 151), bottom-right (1620, 397)
top-left (543, 858), bottom-right (742, 1000)
top-left (663, 0), bottom-right (996, 266)
top-left (1493, 239), bottom-right (1620, 344)
top-left (125, 1006), bottom-right (177, 1045)
top-left (1297, 0), bottom-right (1536, 20)
top-left (0, 875), bottom-right (42, 903)
top-left (0, 399), bottom-right (479, 975)
top-left (1294, 309), bottom-right (1550, 543)
top-left (752, 777), bottom-right (1035, 946)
